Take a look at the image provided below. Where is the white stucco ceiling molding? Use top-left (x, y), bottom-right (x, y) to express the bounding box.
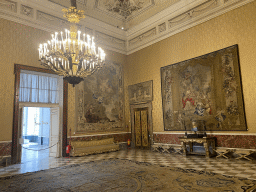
top-left (0, 0), bottom-right (254, 55)
top-left (0, 0), bottom-right (17, 12)
top-left (129, 27), bottom-right (156, 47)
top-left (0, 0), bottom-right (126, 53)
top-left (95, 31), bottom-right (127, 53)
top-left (94, 0), bottom-right (155, 21)
top-left (126, 0), bottom-right (254, 55)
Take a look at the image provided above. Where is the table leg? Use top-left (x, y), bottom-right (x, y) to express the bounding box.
top-left (189, 142), bottom-right (193, 152)
top-left (211, 141), bottom-right (216, 156)
top-left (204, 142), bottom-right (210, 158)
top-left (181, 142), bottom-right (187, 156)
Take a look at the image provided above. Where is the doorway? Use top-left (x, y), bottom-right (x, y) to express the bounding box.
top-left (20, 107), bottom-right (60, 164)
top-left (134, 109), bottom-right (149, 148)
top-left (12, 64), bottom-right (68, 165)
top-left (130, 103), bottom-right (153, 149)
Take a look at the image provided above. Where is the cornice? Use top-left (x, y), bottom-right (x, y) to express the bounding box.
top-left (126, 0), bottom-right (254, 54)
top-left (0, 0), bottom-right (253, 55)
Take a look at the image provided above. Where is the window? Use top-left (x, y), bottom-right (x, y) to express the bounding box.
top-left (19, 70), bottom-right (59, 104)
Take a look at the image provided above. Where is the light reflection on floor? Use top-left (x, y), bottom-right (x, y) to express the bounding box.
top-left (20, 142), bottom-right (52, 173)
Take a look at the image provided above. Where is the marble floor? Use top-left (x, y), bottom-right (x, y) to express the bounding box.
top-left (1, 148), bottom-right (256, 180)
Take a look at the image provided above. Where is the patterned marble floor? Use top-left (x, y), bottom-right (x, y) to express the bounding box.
top-left (1, 149), bottom-right (256, 180)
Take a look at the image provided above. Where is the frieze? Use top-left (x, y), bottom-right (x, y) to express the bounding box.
top-left (168, 0), bottom-right (218, 29)
top-left (95, 31), bottom-right (125, 48)
top-left (37, 10), bottom-right (69, 28)
top-left (85, 27), bottom-right (93, 36)
top-left (129, 27), bottom-right (156, 46)
top-left (21, 5), bottom-right (33, 18)
top-left (0, 0), bottom-right (17, 13)
top-left (158, 22), bottom-right (166, 33)
top-left (48, 0), bottom-right (87, 9)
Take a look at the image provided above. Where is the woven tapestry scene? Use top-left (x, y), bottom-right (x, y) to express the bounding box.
top-left (75, 62), bottom-right (124, 133)
top-left (1, 159), bottom-right (256, 192)
top-left (161, 45), bottom-right (247, 131)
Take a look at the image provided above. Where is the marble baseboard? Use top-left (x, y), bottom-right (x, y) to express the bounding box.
top-left (0, 142), bottom-right (11, 157)
top-left (153, 133), bottom-right (256, 149)
top-left (69, 133), bottom-right (131, 144)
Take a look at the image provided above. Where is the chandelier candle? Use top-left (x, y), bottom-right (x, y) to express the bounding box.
top-left (38, 0), bottom-right (106, 86)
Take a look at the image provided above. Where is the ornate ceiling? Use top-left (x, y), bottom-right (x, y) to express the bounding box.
top-left (48, 0), bottom-right (180, 30)
top-left (0, 0), bottom-right (253, 54)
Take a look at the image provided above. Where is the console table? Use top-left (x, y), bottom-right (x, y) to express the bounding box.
top-left (178, 137), bottom-right (216, 158)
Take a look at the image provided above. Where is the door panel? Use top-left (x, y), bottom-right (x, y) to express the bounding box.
top-left (134, 109), bottom-right (149, 148)
top-left (49, 107), bottom-right (59, 157)
top-left (141, 110), bottom-right (148, 147)
top-left (135, 110), bottom-right (141, 147)
top-left (41, 108), bottom-right (50, 146)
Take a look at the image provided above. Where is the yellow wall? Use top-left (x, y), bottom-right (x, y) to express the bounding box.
top-left (1, 1), bottom-right (256, 142)
top-left (0, 18), bottom-right (126, 141)
top-left (124, 1), bottom-right (256, 133)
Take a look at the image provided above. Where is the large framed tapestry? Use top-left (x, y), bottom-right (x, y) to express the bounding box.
top-left (75, 61), bottom-right (124, 133)
top-left (161, 45), bottom-right (247, 131)
top-left (128, 80), bottom-right (153, 104)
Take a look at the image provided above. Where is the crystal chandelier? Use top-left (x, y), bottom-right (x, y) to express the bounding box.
top-left (38, 0), bottom-right (106, 86)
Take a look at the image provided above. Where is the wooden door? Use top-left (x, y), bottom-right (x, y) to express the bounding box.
top-left (17, 107), bottom-right (24, 163)
top-left (135, 109), bottom-right (149, 148)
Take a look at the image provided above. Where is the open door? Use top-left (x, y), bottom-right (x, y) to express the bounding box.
top-left (39, 108), bottom-right (51, 146)
top-left (17, 107), bottom-right (24, 163)
top-left (49, 107), bottom-right (60, 157)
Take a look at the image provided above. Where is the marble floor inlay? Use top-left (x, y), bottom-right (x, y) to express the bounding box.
top-left (1, 149), bottom-right (256, 180)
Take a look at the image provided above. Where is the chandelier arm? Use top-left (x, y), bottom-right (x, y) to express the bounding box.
top-left (68, 57), bottom-right (73, 74)
top-left (77, 61), bottom-right (82, 73)
top-left (59, 62), bottom-right (65, 70)
top-left (71, 0), bottom-right (77, 8)
top-left (79, 69), bottom-right (92, 76)
top-left (56, 61), bottom-right (69, 76)
top-left (46, 60), bottom-right (59, 72)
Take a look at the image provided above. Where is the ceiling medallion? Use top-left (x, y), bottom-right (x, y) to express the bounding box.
top-left (38, 0), bottom-right (106, 86)
top-left (106, 0), bottom-right (144, 18)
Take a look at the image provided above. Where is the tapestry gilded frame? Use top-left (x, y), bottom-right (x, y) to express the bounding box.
top-left (161, 45), bottom-right (247, 131)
